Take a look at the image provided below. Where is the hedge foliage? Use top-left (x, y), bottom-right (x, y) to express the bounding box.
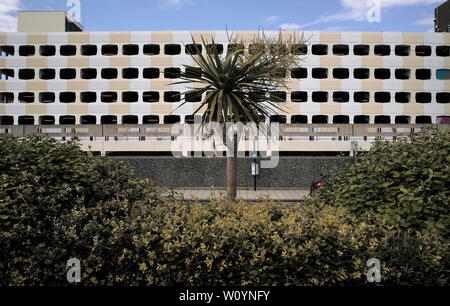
top-left (1, 135), bottom-right (449, 286)
top-left (315, 128), bottom-right (450, 238)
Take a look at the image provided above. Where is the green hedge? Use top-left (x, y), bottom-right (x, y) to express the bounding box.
top-left (1, 135), bottom-right (448, 286)
top-left (315, 128), bottom-right (450, 238)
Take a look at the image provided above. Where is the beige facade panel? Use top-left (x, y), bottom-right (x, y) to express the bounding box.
top-left (151, 103), bottom-right (173, 114)
top-left (68, 80), bottom-right (89, 91)
top-left (27, 81), bottom-right (47, 91)
top-left (403, 81), bottom-right (424, 91)
top-left (362, 32), bottom-right (383, 43)
top-left (27, 57), bottom-right (48, 68)
top-left (68, 33), bottom-right (90, 44)
top-left (27, 33), bottom-right (48, 45)
top-left (109, 103), bottom-right (130, 114)
top-left (110, 32), bottom-right (131, 44)
top-left (320, 56), bottom-right (342, 67)
top-left (321, 80), bottom-right (341, 91)
top-left (0, 81), bottom-right (5, 91)
top-left (109, 80), bottom-right (130, 90)
top-left (362, 80), bottom-right (383, 91)
top-left (0, 104), bottom-right (4, 115)
top-left (151, 79), bottom-right (172, 90)
top-left (362, 103), bottom-right (383, 114)
top-left (151, 56), bottom-right (173, 67)
top-left (320, 102), bottom-right (342, 115)
top-left (320, 32), bottom-right (341, 44)
top-left (0, 34), bottom-right (6, 44)
top-left (68, 57), bottom-right (90, 67)
top-left (151, 32), bottom-right (173, 43)
top-left (403, 32), bottom-right (424, 44)
top-left (404, 57), bottom-right (425, 67)
top-left (362, 57), bottom-right (383, 67)
top-left (109, 56), bottom-right (131, 67)
top-left (404, 103), bottom-right (425, 115)
top-left (26, 104), bottom-right (47, 115)
top-left (67, 104), bottom-right (89, 114)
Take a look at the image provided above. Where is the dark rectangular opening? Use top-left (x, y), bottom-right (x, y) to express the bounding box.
top-left (122, 115), bottom-right (138, 124)
top-left (353, 44), bottom-right (369, 56)
top-left (101, 115), bottom-right (117, 124)
top-left (437, 69), bottom-right (450, 80)
top-left (312, 115), bottom-right (328, 124)
top-left (374, 68), bottom-right (391, 79)
top-left (249, 44), bottom-right (265, 55)
top-left (185, 92), bottom-right (202, 103)
top-left (164, 44), bottom-right (181, 55)
top-left (354, 68), bottom-right (370, 79)
top-left (333, 68), bottom-right (349, 79)
top-left (416, 69), bottom-right (431, 80)
top-left (416, 116), bottom-right (431, 124)
top-left (333, 115), bottom-right (349, 124)
top-left (333, 91), bottom-right (349, 103)
top-left (122, 68), bottom-right (139, 79)
top-left (81, 68), bottom-right (97, 79)
top-left (415, 45), bottom-right (431, 56)
top-left (354, 91), bottom-right (370, 103)
top-left (395, 116), bottom-right (410, 124)
top-left (39, 68), bottom-right (56, 80)
top-left (207, 44), bottom-right (224, 54)
top-left (60, 115), bottom-right (75, 125)
top-left (436, 92), bottom-right (450, 104)
top-left (270, 115), bottom-right (287, 123)
top-left (185, 67), bottom-right (202, 78)
top-left (185, 44), bottom-right (202, 55)
top-left (143, 91), bottom-right (160, 103)
top-left (0, 45), bottom-right (14, 56)
top-left (291, 67), bottom-right (307, 78)
top-left (143, 115), bottom-right (159, 124)
top-left (59, 92), bottom-right (76, 103)
top-left (101, 92), bottom-right (118, 103)
top-left (19, 92), bottom-right (34, 103)
top-left (291, 44), bottom-right (307, 55)
top-left (312, 91), bottom-right (328, 103)
top-left (0, 69), bottom-right (14, 79)
top-left (81, 92), bottom-right (97, 103)
top-left (39, 45), bottom-right (56, 56)
top-left (101, 68), bottom-right (118, 79)
top-left (395, 45), bottom-right (410, 56)
top-left (164, 115), bottom-right (180, 124)
top-left (143, 68), bottom-right (159, 79)
top-left (354, 115), bottom-right (370, 124)
top-left (395, 68), bottom-right (411, 80)
top-left (227, 44), bottom-right (244, 54)
top-left (270, 91), bottom-right (286, 103)
top-left (81, 45), bottom-right (97, 56)
top-left (39, 92), bottom-right (55, 103)
top-left (19, 69), bottom-right (35, 80)
top-left (39, 115), bottom-right (55, 125)
top-left (18, 116), bottom-right (34, 125)
top-left (436, 45), bottom-right (450, 57)
top-left (164, 67), bottom-right (181, 79)
top-left (143, 44), bottom-right (160, 55)
top-left (374, 92), bottom-right (391, 103)
top-left (416, 92), bottom-right (431, 103)
top-left (123, 44), bottom-right (139, 56)
top-left (60, 45), bottom-right (76, 56)
top-left (291, 115), bottom-right (308, 124)
top-left (185, 115), bottom-right (202, 124)
top-left (102, 44), bottom-right (118, 56)
top-left (122, 91), bottom-right (138, 103)
top-left (0, 92), bottom-right (14, 103)
top-left (374, 115), bottom-right (391, 124)
top-left (60, 68), bottom-right (76, 80)
top-left (164, 91), bottom-right (181, 102)
top-left (374, 45), bottom-right (390, 56)
top-left (269, 44), bottom-right (288, 56)
top-left (312, 44), bottom-right (328, 55)
top-left (312, 67), bottom-right (328, 79)
top-left (333, 44), bottom-right (349, 56)
top-left (395, 92), bottom-right (411, 103)
top-left (19, 45), bottom-right (35, 56)
top-left (0, 116), bottom-right (14, 125)
top-left (81, 115), bottom-right (96, 124)
top-left (291, 91), bottom-right (308, 102)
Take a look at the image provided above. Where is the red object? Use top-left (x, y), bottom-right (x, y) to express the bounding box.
top-left (315, 182), bottom-right (326, 188)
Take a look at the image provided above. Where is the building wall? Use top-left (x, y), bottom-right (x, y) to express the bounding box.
top-left (17, 11), bottom-right (68, 33)
top-left (436, 1), bottom-right (450, 32)
top-left (0, 31), bottom-right (450, 126)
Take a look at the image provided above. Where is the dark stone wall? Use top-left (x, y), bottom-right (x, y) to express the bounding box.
top-left (110, 156), bottom-right (353, 189)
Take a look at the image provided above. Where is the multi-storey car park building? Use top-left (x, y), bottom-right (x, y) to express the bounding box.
top-left (0, 11), bottom-right (449, 155)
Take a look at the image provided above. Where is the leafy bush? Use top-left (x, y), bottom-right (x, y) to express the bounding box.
top-left (315, 128), bottom-right (450, 238)
top-left (1, 135), bottom-right (448, 286)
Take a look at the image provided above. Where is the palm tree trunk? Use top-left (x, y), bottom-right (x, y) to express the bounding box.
top-left (226, 131), bottom-right (238, 201)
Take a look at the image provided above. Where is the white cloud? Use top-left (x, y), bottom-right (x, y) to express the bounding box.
top-left (263, 16), bottom-right (279, 24)
top-left (160, 0), bottom-right (194, 9)
top-left (288, 0), bottom-right (445, 30)
top-left (414, 15), bottom-right (434, 26)
top-left (0, 0), bottom-right (21, 32)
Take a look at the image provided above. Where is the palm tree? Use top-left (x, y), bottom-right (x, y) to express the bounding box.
top-left (173, 31), bottom-right (305, 200)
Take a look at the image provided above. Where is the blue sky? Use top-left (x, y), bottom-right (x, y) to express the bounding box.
top-left (0, 0), bottom-right (447, 32)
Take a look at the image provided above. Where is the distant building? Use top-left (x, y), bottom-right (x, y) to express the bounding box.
top-left (18, 11), bottom-right (83, 33)
top-left (435, 0), bottom-right (450, 32)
